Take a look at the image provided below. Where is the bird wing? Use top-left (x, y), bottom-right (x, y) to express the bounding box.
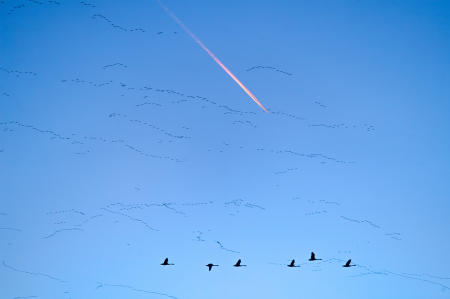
top-left (236, 259), bottom-right (241, 266)
top-left (164, 258), bottom-right (168, 264)
top-left (290, 260), bottom-right (295, 266)
top-left (346, 259), bottom-right (351, 267)
top-left (311, 252), bottom-right (315, 260)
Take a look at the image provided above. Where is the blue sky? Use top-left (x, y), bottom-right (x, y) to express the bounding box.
top-left (1, 0), bottom-right (450, 298)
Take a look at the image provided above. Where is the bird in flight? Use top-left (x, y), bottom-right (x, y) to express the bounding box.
top-left (161, 258), bottom-right (174, 266)
top-left (206, 263), bottom-right (219, 271)
top-left (342, 259), bottom-right (355, 267)
top-left (287, 259), bottom-right (300, 267)
top-left (309, 252), bottom-right (322, 261)
top-left (233, 259), bottom-right (247, 267)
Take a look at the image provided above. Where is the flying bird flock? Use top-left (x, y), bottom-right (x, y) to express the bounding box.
top-left (1, 1), bottom-right (450, 299)
top-left (160, 253), bottom-right (351, 271)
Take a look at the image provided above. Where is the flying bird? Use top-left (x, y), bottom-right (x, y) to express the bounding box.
top-left (309, 252), bottom-right (322, 261)
top-left (287, 259), bottom-right (300, 267)
top-left (206, 263), bottom-right (219, 271)
top-left (161, 258), bottom-right (174, 266)
top-left (343, 259), bottom-right (355, 267)
top-left (234, 259), bottom-right (247, 267)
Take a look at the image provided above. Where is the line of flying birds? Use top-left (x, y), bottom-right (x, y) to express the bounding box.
top-left (160, 252), bottom-right (356, 271)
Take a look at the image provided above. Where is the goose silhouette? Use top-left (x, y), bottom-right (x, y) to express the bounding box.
top-left (161, 258), bottom-right (174, 266)
top-left (343, 259), bottom-right (355, 267)
top-left (309, 252), bottom-right (322, 261)
top-left (206, 263), bottom-right (218, 271)
top-left (287, 259), bottom-right (300, 267)
top-left (233, 259), bottom-right (246, 267)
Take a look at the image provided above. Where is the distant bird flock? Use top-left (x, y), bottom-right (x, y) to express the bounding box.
top-left (161, 253), bottom-right (355, 271)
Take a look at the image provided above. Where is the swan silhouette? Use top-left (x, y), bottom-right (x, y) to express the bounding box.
top-left (161, 258), bottom-right (174, 266)
top-left (287, 259), bottom-right (300, 267)
top-left (343, 259), bottom-right (355, 267)
top-left (309, 252), bottom-right (322, 261)
top-left (206, 263), bottom-right (219, 271)
top-left (234, 259), bottom-right (247, 267)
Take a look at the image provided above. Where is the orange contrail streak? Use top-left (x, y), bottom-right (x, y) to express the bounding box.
top-left (157, 0), bottom-right (268, 112)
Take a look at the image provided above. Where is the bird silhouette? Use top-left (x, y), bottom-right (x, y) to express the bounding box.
top-left (161, 258), bottom-right (174, 266)
top-left (343, 259), bottom-right (355, 267)
top-left (233, 259), bottom-right (247, 267)
top-left (206, 263), bottom-right (218, 271)
top-left (309, 252), bottom-right (322, 261)
top-left (287, 259), bottom-right (300, 267)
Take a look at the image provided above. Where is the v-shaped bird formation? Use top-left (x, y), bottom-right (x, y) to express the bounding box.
top-left (160, 253), bottom-right (355, 271)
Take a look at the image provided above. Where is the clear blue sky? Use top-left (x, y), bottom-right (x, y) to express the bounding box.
top-left (1, 0), bottom-right (450, 298)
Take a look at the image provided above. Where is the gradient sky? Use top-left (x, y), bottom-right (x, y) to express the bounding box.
top-left (1, 0), bottom-right (450, 298)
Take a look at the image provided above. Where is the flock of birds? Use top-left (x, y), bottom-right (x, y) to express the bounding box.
top-left (2, 1), bottom-right (449, 298)
top-left (160, 253), bottom-right (355, 271)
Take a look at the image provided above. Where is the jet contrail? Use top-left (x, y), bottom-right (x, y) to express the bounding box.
top-left (157, 0), bottom-right (268, 112)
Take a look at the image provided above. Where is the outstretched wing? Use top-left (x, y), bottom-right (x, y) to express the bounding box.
top-left (311, 252), bottom-right (315, 260)
top-left (345, 259), bottom-right (351, 267)
top-left (290, 259), bottom-right (295, 266)
top-left (164, 258), bottom-right (168, 264)
top-left (236, 259), bottom-right (241, 266)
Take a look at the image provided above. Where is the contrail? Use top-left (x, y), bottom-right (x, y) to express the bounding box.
top-left (157, 0), bottom-right (268, 112)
